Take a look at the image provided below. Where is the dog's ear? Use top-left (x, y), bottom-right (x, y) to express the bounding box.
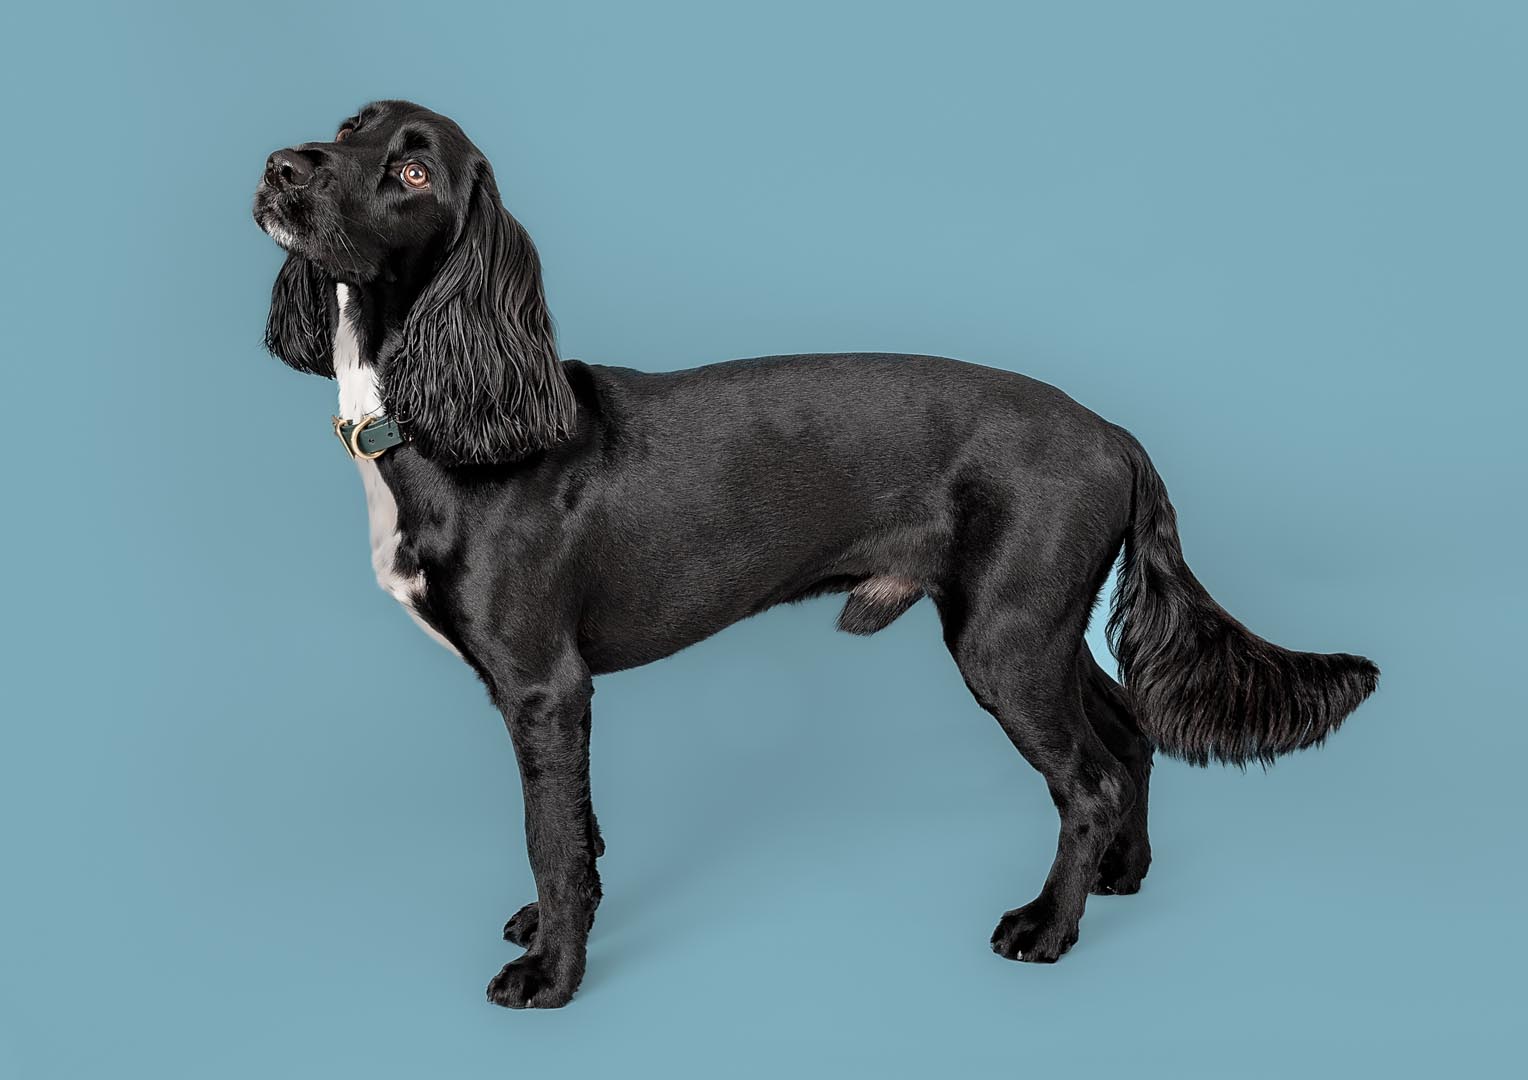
top-left (384, 164), bottom-right (575, 465)
top-left (264, 252), bottom-right (336, 376)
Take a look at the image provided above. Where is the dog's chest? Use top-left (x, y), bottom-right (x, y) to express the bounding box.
top-left (333, 286), bottom-right (458, 655)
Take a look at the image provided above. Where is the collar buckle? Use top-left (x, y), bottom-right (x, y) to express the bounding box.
top-left (332, 415), bottom-right (396, 461)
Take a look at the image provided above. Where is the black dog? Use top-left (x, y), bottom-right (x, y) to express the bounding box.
top-left (253, 101), bottom-right (1378, 1009)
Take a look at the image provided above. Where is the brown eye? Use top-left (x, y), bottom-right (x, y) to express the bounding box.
top-left (401, 162), bottom-right (430, 189)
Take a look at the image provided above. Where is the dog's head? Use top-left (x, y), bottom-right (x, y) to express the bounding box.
top-left (253, 100), bottom-right (574, 465)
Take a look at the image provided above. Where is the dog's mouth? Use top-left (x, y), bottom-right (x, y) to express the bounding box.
top-left (253, 176), bottom-right (376, 280)
top-left (252, 183), bottom-right (312, 253)
top-left (257, 213), bottom-right (301, 252)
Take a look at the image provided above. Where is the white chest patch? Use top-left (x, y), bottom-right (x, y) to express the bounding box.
top-left (334, 285), bottom-right (460, 657)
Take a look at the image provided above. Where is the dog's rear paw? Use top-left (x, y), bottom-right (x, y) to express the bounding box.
top-left (503, 902), bottom-right (539, 947)
top-left (990, 901), bottom-right (1079, 963)
top-left (487, 953), bottom-right (580, 1009)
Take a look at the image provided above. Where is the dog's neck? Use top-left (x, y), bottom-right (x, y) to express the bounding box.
top-left (331, 261), bottom-right (440, 423)
top-left (333, 284), bottom-right (384, 423)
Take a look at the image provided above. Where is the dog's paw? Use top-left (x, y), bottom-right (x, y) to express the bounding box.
top-left (1092, 840), bottom-right (1152, 896)
top-left (503, 902), bottom-right (540, 947)
top-left (990, 901), bottom-right (1079, 963)
top-left (504, 899), bottom-right (600, 945)
top-left (486, 953), bottom-right (580, 1010)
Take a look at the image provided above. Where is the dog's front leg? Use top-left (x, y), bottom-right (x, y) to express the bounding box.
top-left (486, 659), bottom-right (600, 1010)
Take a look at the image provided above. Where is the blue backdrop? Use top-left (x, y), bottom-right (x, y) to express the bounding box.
top-left (3, 2), bottom-right (1522, 1076)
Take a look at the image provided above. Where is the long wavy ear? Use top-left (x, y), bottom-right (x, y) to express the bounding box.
top-left (383, 165), bottom-right (575, 465)
top-left (263, 252), bottom-right (336, 376)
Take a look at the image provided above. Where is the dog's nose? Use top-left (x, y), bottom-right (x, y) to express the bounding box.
top-left (264, 148), bottom-right (315, 189)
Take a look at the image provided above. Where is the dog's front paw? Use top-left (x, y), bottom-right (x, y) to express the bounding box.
top-left (487, 952), bottom-right (582, 1009)
top-left (1092, 838), bottom-right (1152, 896)
top-left (503, 902), bottom-right (540, 947)
top-left (503, 899), bottom-right (600, 946)
top-left (990, 901), bottom-right (1079, 963)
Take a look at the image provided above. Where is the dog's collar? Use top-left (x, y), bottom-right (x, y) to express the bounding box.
top-left (332, 414), bottom-right (405, 460)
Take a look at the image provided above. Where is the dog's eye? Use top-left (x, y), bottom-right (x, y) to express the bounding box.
top-left (400, 162), bottom-right (430, 189)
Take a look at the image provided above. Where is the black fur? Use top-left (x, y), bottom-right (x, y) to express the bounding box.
top-left (264, 252), bottom-right (336, 376)
top-left (254, 101), bottom-right (1379, 1009)
top-left (1106, 434), bottom-right (1381, 766)
top-left (385, 164), bottom-right (575, 465)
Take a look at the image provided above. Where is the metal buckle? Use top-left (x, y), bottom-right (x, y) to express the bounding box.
top-left (347, 415), bottom-right (388, 461)
top-left (332, 415), bottom-right (387, 460)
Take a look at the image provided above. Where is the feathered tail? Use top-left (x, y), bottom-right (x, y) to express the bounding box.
top-left (1105, 436), bottom-right (1378, 766)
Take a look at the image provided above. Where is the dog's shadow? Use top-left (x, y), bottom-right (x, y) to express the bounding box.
top-left (575, 603), bottom-right (994, 987)
top-left (593, 694), bottom-right (826, 953)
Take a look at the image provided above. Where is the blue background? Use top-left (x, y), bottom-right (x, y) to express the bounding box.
top-left (3, 2), bottom-right (1523, 1076)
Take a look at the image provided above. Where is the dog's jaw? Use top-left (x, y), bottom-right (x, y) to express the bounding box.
top-left (261, 219), bottom-right (298, 251)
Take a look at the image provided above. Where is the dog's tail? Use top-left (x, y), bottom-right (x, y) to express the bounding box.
top-left (1105, 434), bottom-right (1378, 767)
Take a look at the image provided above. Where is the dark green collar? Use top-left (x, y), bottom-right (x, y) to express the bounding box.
top-left (332, 415), bottom-right (406, 460)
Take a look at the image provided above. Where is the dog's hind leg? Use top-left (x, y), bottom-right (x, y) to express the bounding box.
top-left (937, 464), bottom-right (1136, 962)
top-left (942, 587), bottom-right (1133, 962)
top-left (956, 645), bottom-right (1133, 960)
top-left (1079, 649), bottom-right (1153, 895)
